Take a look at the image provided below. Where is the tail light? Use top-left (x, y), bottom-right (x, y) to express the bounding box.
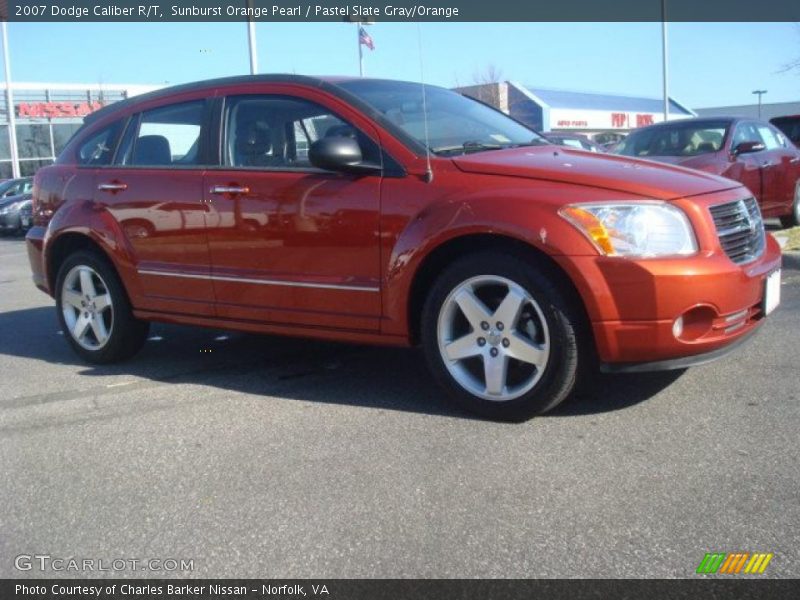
top-left (31, 174), bottom-right (56, 227)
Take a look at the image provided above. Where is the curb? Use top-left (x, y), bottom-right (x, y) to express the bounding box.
top-left (783, 252), bottom-right (800, 271)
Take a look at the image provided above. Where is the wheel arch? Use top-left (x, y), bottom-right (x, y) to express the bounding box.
top-left (47, 232), bottom-right (124, 296)
top-left (406, 233), bottom-right (593, 347)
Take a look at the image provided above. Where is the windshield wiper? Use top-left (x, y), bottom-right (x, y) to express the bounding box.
top-left (432, 141), bottom-right (508, 156)
top-left (432, 138), bottom-right (549, 156)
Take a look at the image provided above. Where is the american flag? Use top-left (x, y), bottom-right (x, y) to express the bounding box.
top-left (359, 26), bottom-right (375, 51)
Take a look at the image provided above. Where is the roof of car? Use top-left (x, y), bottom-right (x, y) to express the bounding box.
top-left (84, 74), bottom-right (343, 123)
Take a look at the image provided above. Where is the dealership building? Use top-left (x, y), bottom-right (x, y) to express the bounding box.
top-left (0, 82), bottom-right (159, 178)
top-left (456, 81), bottom-right (696, 142)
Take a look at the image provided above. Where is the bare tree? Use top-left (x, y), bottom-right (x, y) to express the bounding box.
top-left (472, 64), bottom-right (504, 85)
top-left (467, 64), bottom-right (505, 108)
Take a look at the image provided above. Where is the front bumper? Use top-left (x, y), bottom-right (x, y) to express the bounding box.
top-left (599, 327), bottom-right (759, 373)
top-left (555, 229), bottom-right (782, 368)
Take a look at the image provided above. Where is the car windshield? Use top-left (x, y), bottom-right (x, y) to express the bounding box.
top-left (0, 179), bottom-right (21, 196)
top-left (337, 79), bottom-right (548, 156)
top-left (614, 121), bottom-right (730, 157)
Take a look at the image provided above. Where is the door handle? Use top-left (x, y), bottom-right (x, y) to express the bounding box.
top-left (97, 182), bottom-right (128, 192)
top-left (791, 157), bottom-right (800, 163)
top-left (210, 185), bottom-right (250, 195)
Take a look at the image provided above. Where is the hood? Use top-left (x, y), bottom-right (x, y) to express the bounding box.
top-left (452, 146), bottom-right (739, 200)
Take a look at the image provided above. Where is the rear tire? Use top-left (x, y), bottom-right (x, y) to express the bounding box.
top-left (779, 180), bottom-right (800, 228)
top-left (421, 252), bottom-right (583, 421)
top-left (55, 250), bottom-right (149, 364)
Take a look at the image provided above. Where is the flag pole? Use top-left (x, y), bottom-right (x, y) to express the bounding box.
top-left (357, 25), bottom-right (364, 77)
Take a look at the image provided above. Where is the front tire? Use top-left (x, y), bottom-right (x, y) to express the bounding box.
top-left (779, 180), bottom-right (800, 228)
top-left (55, 250), bottom-right (149, 364)
top-left (421, 252), bottom-right (582, 421)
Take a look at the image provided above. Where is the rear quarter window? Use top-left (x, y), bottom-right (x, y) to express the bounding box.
top-left (77, 122), bottom-right (123, 166)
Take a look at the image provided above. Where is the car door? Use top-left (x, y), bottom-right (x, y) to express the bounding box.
top-left (726, 121), bottom-right (765, 205)
top-left (94, 97), bottom-right (216, 316)
top-left (203, 91), bottom-right (383, 331)
top-left (756, 123), bottom-right (800, 217)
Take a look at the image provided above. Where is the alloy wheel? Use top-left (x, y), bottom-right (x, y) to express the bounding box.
top-left (61, 265), bottom-right (114, 351)
top-left (795, 181), bottom-right (800, 222)
top-left (436, 275), bottom-right (550, 401)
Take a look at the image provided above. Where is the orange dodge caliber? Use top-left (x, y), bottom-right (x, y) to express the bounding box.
top-left (26, 76), bottom-right (782, 420)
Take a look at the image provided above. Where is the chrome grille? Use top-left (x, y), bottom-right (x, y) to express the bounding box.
top-left (709, 197), bottom-right (765, 265)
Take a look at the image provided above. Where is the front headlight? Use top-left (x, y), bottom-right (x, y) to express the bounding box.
top-left (559, 201), bottom-right (698, 257)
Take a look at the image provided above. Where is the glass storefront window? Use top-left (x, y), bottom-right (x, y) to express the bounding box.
top-left (19, 159), bottom-right (53, 177)
top-left (0, 125), bottom-right (9, 160)
top-left (16, 124), bottom-right (53, 159)
top-left (0, 161), bottom-right (13, 180)
top-left (53, 123), bottom-right (83, 155)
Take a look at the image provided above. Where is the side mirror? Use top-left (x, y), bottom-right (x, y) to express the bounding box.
top-left (732, 141), bottom-right (766, 156)
top-left (309, 136), bottom-right (381, 175)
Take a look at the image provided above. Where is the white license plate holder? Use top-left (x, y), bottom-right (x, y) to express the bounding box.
top-left (763, 269), bottom-right (781, 316)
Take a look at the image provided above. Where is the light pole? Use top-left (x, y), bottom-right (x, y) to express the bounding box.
top-left (1, 22), bottom-right (20, 178)
top-left (752, 90), bottom-right (767, 118)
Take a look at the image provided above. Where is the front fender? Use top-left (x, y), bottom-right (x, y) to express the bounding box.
top-left (381, 179), bottom-right (603, 336)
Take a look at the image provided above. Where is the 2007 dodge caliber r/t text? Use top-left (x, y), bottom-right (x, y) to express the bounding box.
top-left (25, 75), bottom-right (782, 420)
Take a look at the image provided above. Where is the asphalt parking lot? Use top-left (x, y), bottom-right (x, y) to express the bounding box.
top-left (0, 235), bottom-right (798, 579)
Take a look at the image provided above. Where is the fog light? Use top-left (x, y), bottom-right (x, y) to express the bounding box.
top-left (672, 316), bottom-right (684, 339)
top-left (673, 306), bottom-right (715, 342)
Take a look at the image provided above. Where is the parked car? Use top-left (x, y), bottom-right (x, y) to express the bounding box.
top-left (542, 132), bottom-right (605, 152)
top-left (0, 192), bottom-right (33, 235)
top-left (611, 117), bottom-right (800, 228)
top-left (18, 197), bottom-right (33, 230)
top-left (770, 115), bottom-right (800, 146)
top-left (0, 176), bottom-right (32, 199)
top-left (25, 76), bottom-right (781, 420)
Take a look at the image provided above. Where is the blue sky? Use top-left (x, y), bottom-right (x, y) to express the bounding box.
top-left (5, 21), bottom-right (800, 108)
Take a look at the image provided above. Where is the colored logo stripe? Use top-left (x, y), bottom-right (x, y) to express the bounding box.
top-left (744, 553), bottom-right (773, 574)
top-left (697, 553), bottom-right (726, 574)
top-left (697, 552), bottom-right (773, 574)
